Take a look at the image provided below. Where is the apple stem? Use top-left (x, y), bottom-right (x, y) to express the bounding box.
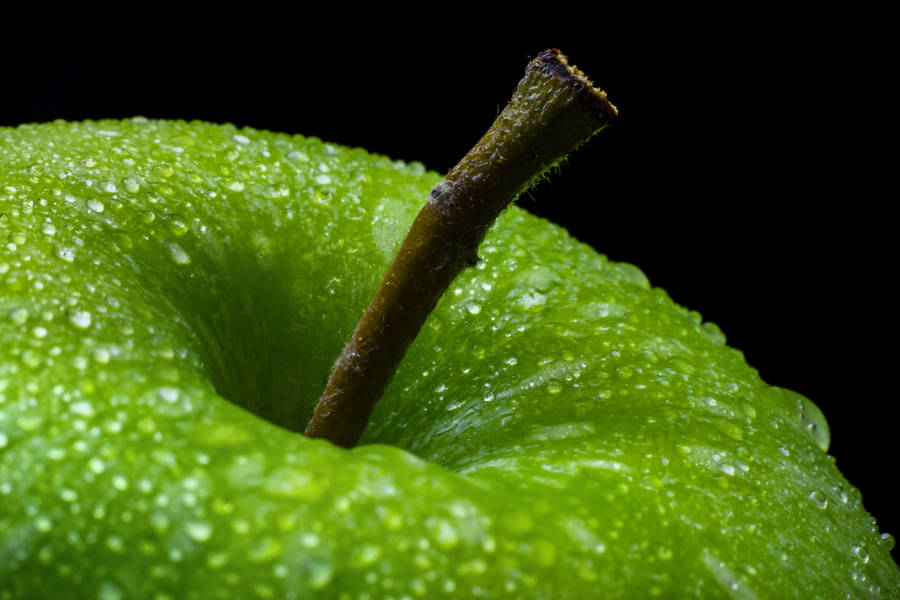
top-left (304, 49), bottom-right (618, 448)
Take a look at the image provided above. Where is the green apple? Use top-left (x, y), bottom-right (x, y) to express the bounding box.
top-left (1, 117), bottom-right (898, 599)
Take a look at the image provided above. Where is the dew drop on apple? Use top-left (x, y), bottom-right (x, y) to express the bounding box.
top-left (165, 242), bottom-right (191, 265)
top-left (34, 515), bottom-right (52, 532)
top-left (851, 543), bottom-right (870, 564)
top-left (9, 307), bottom-right (28, 325)
top-left (465, 301), bottom-right (482, 315)
top-left (140, 210), bottom-right (156, 224)
top-left (123, 177), bottom-right (140, 193)
top-left (152, 163), bottom-right (175, 178)
top-left (97, 581), bottom-right (123, 600)
top-left (57, 246), bottom-right (76, 262)
top-left (68, 310), bottom-right (92, 329)
top-left (544, 379), bottom-right (563, 394)
top-left (47, 447), bottom-right (66, 460)
top-left (111, 231), bottom-right (132, 250)
top-left (164, 214), bottom-right (190, 236)
top-left (353, 544), bottom-right (383, 567)
top-left (249, 537), bottom-right (283, 562)
top-left (808, 490), bottom-right (828, 509)
top-left (0, 432), bottom-right (8, 449)
top-left (69, 401), bottom-right (95, 417)
top-left (86, 198), bottom-right (104, 213)
top-left (105, 535), bottom-right (125, 553)
top-left (797, 394), bottom-right (830, 452)
top-left (880, 532), bottom-right (896, 551)
top-left (206, 552), bottom-right (229, 570)
top-left (185, 521), bottom-right (213, 542)
top-left (426, 518), bottom-right (459, 549)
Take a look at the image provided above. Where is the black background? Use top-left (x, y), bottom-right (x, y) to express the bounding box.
top-left (3, 13), bottom-right (895, 560)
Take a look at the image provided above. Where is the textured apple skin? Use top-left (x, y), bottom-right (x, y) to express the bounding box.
top-left (1, 120), bottom-right (897, 598)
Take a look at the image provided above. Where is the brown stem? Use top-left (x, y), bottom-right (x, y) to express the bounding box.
top-left (304, 49), bottom-right (618, 447)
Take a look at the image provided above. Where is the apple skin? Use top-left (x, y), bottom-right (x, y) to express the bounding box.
top-left (1, 119), bottom-right (898, 598)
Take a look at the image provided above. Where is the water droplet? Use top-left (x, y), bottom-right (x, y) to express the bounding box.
top-left (69, 401), bottom-right (95, 417)
top-left (228, 181), bottom-right (245, 192)
top-left (89, 457), bottom-right (106, 474)
top-left (544, 379), bottom-right (563, 394)
top-left (315, 174), bottom-right (331, 185)
top-left (123, 178), bottom-right (140, 193)
top-left (57, 247), bottom-right (76, 262)
top-left (86, 199), bottom-right (105, 213)
top-left (106, 536), bottom-right (125, 553)
top-left (186, 521), bottom-right (213, 542)
top-left (158, 387), bottom-right (179, 403)
top-left (165, 215), bottom-right (190, 236)
top-left (232, 134), bottom-right (251, 145)
top-left (100, 182), bottom-right (117, 193)
top-left (9, 307), bottom-right (29, 325)
top-left (98, 581), bottom-right (123, 600)
top-left (880, 532), bottom-right (895, 550)
top-left (798, 394), bottom-right (830, 452)
top-left (808, 490), bottom-right (828, 509)
top-left (852, 544), bottom-right (869, 563)
top-left (426, 518), bottom-right (458, 548)
top-left (249, 537), bottom-right (282, 563)
top-left (0, 433), bottom-right (7, 448)
top-left (140, 210), bottom-right (156, 224)
top-left (465, 302), bottom-right (482, 315)
top-left (152, 164), bottom-right (174, 178)
top-left (304, 554), bottom-right (335, 589)
top-left (166, 242), bottom-right (191, 265)
top-left (353, 544), bottom-right (382, 567)
top-left (69, 310), bottom-right (92, 329)
top-left (34, 515), bottom-right (53, 532)
top-left (92, 347), bottom-right (112, 364)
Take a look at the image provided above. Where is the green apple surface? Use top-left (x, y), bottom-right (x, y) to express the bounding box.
top-left (1, 119), bottom-right (897, 598)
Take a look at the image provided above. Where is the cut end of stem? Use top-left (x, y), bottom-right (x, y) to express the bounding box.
top-left (540, 48), bottom-right (619, 118)
top-left (304, 49), bottom-right (618, 448)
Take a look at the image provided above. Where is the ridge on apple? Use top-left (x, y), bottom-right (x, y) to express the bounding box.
top-left (2, 124), bottom-right (899, 596)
